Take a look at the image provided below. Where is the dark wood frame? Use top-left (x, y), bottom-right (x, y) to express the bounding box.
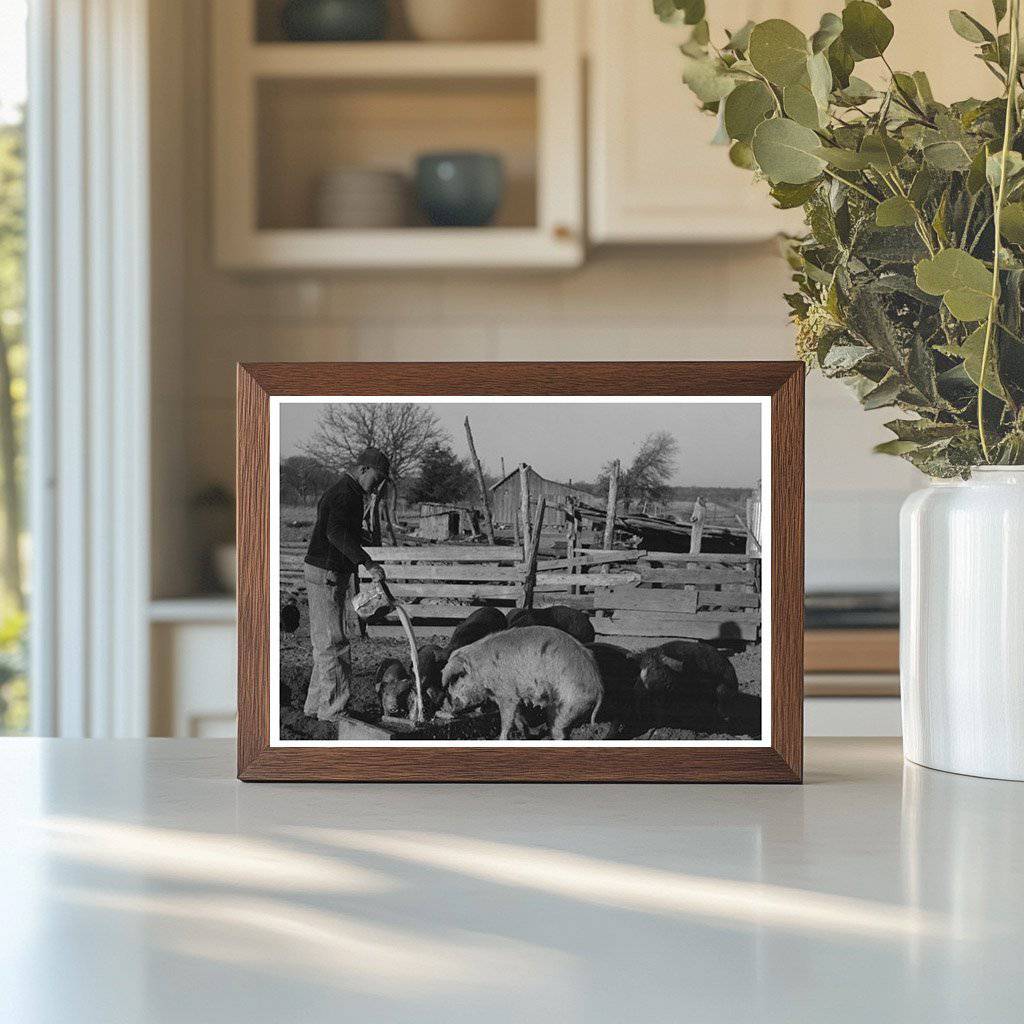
top-left (237, 362), bottom-right (804, 782)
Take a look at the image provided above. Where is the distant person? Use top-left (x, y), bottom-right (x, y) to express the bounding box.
top-left (302, 448), bottom-right (390, 722)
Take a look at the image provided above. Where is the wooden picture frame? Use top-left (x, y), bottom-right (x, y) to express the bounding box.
top-left (238, 362), bottom-right (804, 782)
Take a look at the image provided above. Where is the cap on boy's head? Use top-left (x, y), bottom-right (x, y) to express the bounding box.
top-left (355, 447), bottom-right (391, 477)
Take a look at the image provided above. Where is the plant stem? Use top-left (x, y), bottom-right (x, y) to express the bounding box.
top-left (979, 0), bottom-right (1021, 463)
top-left (821, 167), bottom-right (879, 203)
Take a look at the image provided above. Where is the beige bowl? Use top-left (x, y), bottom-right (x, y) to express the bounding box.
top-left (404, 0), bottom-right (535, 42)
top-left (315, 168), bottom-right (410, 228)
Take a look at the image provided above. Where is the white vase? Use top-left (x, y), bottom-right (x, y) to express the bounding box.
top-left (900, 467), bottom-right (1024, 781)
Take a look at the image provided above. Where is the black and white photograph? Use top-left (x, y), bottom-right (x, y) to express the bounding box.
top-left (270, 396), bottom-right (769, 746)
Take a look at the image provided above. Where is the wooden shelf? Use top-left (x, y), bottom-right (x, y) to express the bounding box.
top-left (249, 42), bottom-right (544, 79)
top-left (218, 227), bottom-right (579, 270)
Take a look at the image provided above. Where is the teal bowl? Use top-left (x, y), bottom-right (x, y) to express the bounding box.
top-left (281, 0), bottom-right (387, 42)
top-left (415, 152), bottom-right (505, 228)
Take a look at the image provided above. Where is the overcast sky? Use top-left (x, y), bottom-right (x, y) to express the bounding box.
top-left (279, 399), bottom-right (762, 488)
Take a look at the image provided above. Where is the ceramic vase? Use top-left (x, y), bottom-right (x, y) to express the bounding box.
top-left (900, 467), bottom-right (1024, 781)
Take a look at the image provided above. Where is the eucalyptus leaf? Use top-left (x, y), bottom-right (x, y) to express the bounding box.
top-left (653, 0), bottom-right (705, 25)
top-left (862, 374), bottom-right (903, 409)
top-left (842, 1), bottom-right (895, 60)
top-left (999, 202), bottom-right (1024, 242)
top-left (752, 117), bottom-right (827, 184)
top-left (875, 196), bottom-right (918, 228)
top-left (827, 35), bottom-right (855, 89)
top-left (923, 140), bottom-right (973, 171)
top-left (810, 12), bottom-right (843, 54)
top-left (815, 146), bottom-right (872, 170)
top-left (770, 179), bottom-right (821, 209)
top-left (807, 51), bottom-right (833, 110)
top-left (724, 20), bottom-right (755, 53)
top-left (967, 143), bottom-right (993, 193)
top-left (915, 249), bottom-right (994, 321)
top-left (993, 0), bottom-right (1008, 24)
top-left (783, 83), bottom-right (823, 129)
top-left (948, 10), bottom-right (993, 44)
top-left (729, 140), bottom-right (758, 170)
top-left (986, 150), bottom-right (1024, 190)
top-left (836, 76), bottom-right (878, 104)
top-left (860, 133), bottom-right (906, 173)
top-left (912, 71), bottom-right (935, 105)
top-left (959, 324), bottom-right (1007, 398)
top-left (748, 19), bottom-right (810, 87)
top-left (874, 438), bottom-right (921, 455)
top-left (682, 55), bottom-right (737, 103)
top-left (723, 81), bottom-right (775, 143)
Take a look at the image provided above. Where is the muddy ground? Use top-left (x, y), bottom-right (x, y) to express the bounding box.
top-left (279, 593), bottom-right (763, 742)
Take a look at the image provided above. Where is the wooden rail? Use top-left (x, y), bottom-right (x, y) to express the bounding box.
top-left (279, 540), bottom-right (761, 648)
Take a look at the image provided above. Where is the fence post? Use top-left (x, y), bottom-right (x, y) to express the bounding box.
top-left (689, 497), bottom-right (706, 554)
top-left (518, 463), bottom-right (531, 562)
top-left (464, 416), bottom-right (496, 545)
top-left (603, 459), bottom-right (619, 552)
top-left (522, 496), bottom-right (547, 609)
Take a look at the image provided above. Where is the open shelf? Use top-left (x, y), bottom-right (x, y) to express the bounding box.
top-left (257, 76), bottom-right (537, 232)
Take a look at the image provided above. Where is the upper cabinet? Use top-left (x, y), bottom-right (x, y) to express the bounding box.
top-left (588, 1), bottom-right (815, 244)
top-left (211, 0), bottom-right (584, 269)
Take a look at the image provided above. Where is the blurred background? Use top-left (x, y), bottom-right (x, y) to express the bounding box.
top-left (0, 0), bottom-right (999, 739)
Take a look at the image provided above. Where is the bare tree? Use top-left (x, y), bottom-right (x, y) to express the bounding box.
top-left (301, 403), bottom-right (445, 498)
top-left (600, 431), bottom-right (679, 510)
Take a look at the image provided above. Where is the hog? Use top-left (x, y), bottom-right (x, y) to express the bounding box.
top-left (441, 625), bottom-right (603, 740)
top-left (447, 606), bottom-right (508, 653)
top-left (375, 658), bottom-right (413, 718)
top-left (507, 604), bottom-right (595, 645)
top-left (636, 640), bottom-right (740, 727)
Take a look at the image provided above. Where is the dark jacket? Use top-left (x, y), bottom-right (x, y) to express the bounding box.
top-left (304, 473), bottom-right (373, 577)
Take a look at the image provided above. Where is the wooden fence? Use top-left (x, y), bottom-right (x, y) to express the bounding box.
top-left (280, 541), bottom-right (759, 649)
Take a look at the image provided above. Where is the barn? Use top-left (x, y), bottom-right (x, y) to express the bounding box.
top-left (489, 465), bottom-right (595, 529)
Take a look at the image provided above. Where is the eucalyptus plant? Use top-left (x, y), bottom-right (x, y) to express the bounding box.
top-left (659, 0), bottom-right (1024, 475)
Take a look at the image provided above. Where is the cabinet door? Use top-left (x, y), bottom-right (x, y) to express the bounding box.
top-left (589, 1), bottom-right (814, 243)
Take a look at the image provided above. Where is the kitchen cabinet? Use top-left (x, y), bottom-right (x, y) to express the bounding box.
top-left (211, 0), bottom-right (583, 269)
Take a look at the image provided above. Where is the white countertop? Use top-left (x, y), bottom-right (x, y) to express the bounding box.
top-left (2, 738), bottom-right (1021, 1023)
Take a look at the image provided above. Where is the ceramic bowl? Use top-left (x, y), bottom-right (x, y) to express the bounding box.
top-left (403, 0), bottom-right (534, 42)
top-left (415, 152), bottom-right (505, 228)
top-left (281, 0), bottom-right (388, 42)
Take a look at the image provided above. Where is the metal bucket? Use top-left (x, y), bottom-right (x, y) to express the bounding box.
top-left (352, 580), bottom-right (392, 619)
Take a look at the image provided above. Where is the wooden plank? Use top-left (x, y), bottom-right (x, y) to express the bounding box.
top-left (358, 564), bottom-right (525, 582)
top-left (534, 571), bottom-right (641, 589)
top-left (594, 618), bottom-right (759, 642)
top-left (698, 589), bottom-right (761, 609)
top-left (641, 552), bottom-right (760, 565)
top-left (367, 624), bottom-right (457, 640)
top-left (377, 603), bottom-right (489, 622)
top-left (535, 550), bottom-right (642, 572)
top-left (383, 582), bottom-right (523, 600)
top-left (640, 568), bottom-right (757, 586)
top-left (365, 545), bottom-right (524, 563)
top-left (608, 609), bottom-right (760, 629)
top-left (533, 593), bottom-right (595, 610)
top-left (593, 588), bottom-right (698, 613)
top-left (804, 628), bottom-right (898, 674)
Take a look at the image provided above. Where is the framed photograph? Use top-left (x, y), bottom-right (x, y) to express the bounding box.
top-left (237, 362), bottom-right (804, 782)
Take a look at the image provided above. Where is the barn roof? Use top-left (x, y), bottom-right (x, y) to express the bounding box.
top-left (489, 465), bottom-right (593, 503)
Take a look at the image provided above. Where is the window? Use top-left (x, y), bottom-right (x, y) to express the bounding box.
top-left (0, 0), bottom-right (28, 734)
